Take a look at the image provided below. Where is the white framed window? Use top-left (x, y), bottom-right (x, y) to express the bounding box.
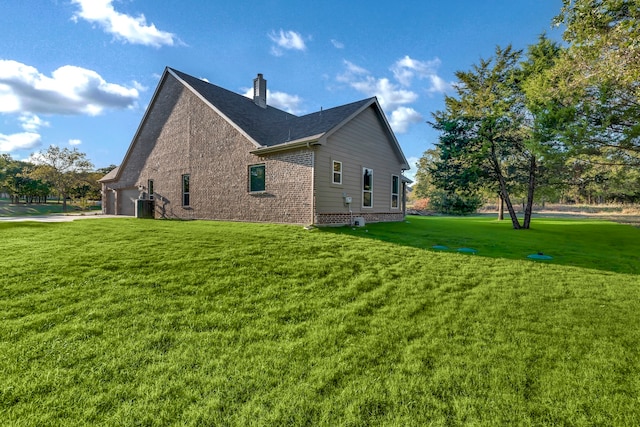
top-left (332, 160), bottom-right (342, 185)
top-left (249, 164), bottom-right (266, 192)
top-left (182, 174), bottom-right (190, 206)
top-left (363, 167), bottom-right (373, 208)
top-left (148, 179), bottom-right (154, 200)
top-left (391, 175), bottom-right (399, 209)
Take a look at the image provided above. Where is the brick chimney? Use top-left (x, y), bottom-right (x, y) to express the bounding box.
top-left (253, 73), bottom-right (267, 108)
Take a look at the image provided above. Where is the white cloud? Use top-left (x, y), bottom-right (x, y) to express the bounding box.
top-left (337, 60), bottom-right (369, 82)
top-left (427, 74), bottom-right (452, 94)
top-left (268, 91), bottom-right (304, 115)
top-left (338, 61), bottom-right (418, 112)
top-left (268, 29), bottom-right (306, 56)
top-left (337, 59), bottom-right (427, 133)
top-left (331, 39), bottom-right (344, 49)
top-left (242, 88), bottom-right (304, 115)
top-left (392, 56), bottom-right (441, 86)
top-left (71, 0), bottom-right (179, 47)
top-left (0, 132), bottom-right (41, 153)
top-left (389, 107), bottom-right (423, 134)
top-left (69, 139), bottom-right (82, 146)
top-left (351, 77), bottom-right (418, 112)
top-left (391, 55), bottom-right (453, 93)
top-left (19, 114), bottom-right (50, 132)
top-left (132, 80), bottom-right (148, 92)
top-left (0, 60), bottom-right (139, 116)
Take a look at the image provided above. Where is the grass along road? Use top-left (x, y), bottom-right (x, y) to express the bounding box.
top-left (1, 217), bottom-right (639, 425)
top-left (0, 198), bottom-right (101, 217)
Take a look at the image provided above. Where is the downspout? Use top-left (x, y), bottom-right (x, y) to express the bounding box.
top-left (402, 182), bottom-right (406, 217)
top-left (310, 148), bottom-right (315, 225)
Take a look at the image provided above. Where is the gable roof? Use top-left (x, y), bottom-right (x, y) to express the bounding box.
top-left (170, 68), bottom-right (408, 168)
top-left (170, 68), bottom-right (373, 147)
top-left (103, 67), bottom-right (409, 183)
top-left (98, 166), bottom-right (119, 182)
top-left (169, 68), bottom-right (295, 147)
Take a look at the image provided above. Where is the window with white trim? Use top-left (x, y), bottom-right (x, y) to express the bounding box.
top-left (363, 167), bottom-right (373, 208)
top-left (182, 174), bottom-right (190, 206)
top-left (332, 160), bottom-right (342, 185)
top-left (249, 164), bottom-right (266, 192)
top-left (391, 175), bottom-right (399, 209)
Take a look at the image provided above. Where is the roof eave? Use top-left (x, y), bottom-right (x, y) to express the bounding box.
top-left (369, 98), bottom-right (411, 170)
top-left (321, 98), bottom-right (410, 170)
top-left (250, 134), bottom-right (324, 155)
top-left (105, 68), bottom-right (175, 183)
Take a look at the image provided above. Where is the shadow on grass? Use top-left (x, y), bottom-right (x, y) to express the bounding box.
top-left (320, 215), bottom-right (640, 276)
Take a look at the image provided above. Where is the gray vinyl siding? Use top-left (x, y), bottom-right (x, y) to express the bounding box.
top-left (314, 107), bottom-right (405, 214)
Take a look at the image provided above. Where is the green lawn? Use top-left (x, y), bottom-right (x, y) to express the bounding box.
top-left (1, 216), bottom-right (639, 426)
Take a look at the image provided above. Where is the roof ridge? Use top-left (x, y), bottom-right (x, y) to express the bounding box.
top-left (168, 67), bottom-right (297, 118)
top-left (296, 97), bottom-right (374, 119)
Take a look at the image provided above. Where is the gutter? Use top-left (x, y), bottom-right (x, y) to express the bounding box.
top-left (250, 133), bottom-right (324, 155)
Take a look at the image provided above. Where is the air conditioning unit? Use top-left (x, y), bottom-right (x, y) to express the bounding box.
top-left (135, 199), bottom-right (155, 219)
top-left (353, 217), bottom-right (365, 227)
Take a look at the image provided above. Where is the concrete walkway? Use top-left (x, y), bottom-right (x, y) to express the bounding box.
top-left (0, 214), bottom-right (123, 222)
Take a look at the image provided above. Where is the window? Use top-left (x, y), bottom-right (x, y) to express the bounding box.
top-left (182, 174), bottom-right (190, 206)
top-left (148, 179), bottom-right (154, 200)
top-left (363, 167), bottom-right (373, 208)
top-left (391, 175), bottom-right (399, 209)
top-left (249, 164), bottom-right (265, 192)
top-left (332, 160), bottom-right (342, 185)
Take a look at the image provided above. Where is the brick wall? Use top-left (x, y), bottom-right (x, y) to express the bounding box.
top-left (103, 74), bottom-right (314, 224)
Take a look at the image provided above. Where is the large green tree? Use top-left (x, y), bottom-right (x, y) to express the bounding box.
top-left (1, 154), bottom-right (33, 203)
top-left (430, 46), bottom-right (537, 228)
top-left (428, 39), bottom-right (565, 228)
top-left (516, 36), bottom-right (570, 223)
top-left (29, 146), bottom-right (94, 212)
top-left (550, 0), bottom-right (640, 166)
top-left (412, 148), bottom-right (440, 201)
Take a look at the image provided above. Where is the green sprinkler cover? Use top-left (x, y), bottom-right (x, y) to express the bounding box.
top-left (527, 253), bottom-right (553, 260)
top-left (432, 245), bottom-right (449, 250)
top-left (457, 247), bottom-right (478, 254)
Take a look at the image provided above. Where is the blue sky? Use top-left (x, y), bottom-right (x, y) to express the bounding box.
top-left (1, 0), bottom-right (563, 178)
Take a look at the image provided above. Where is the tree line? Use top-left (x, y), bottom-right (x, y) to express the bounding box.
top-left (0, 146), bottom-right (116, 212)
top-left (413, 0), bottom-right (640, 229)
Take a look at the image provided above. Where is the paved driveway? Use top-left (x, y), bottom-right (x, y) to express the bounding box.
top-left (0, 214), bottom-right (123, 222)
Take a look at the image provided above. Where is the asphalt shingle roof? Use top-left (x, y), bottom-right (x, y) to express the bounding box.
top-left (170, 68), bottom-right (374, 147)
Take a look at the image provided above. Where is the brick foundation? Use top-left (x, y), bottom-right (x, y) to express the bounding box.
top-left (315, 212), bottom-right (405, 226)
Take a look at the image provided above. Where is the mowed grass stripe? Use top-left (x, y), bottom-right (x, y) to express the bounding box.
top-left (1, 217), bottom-right (639, 426)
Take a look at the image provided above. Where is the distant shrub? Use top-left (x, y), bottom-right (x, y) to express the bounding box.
top-left (428, 191), bottom-right (482, 215)
top-left (412, 198), bottom-right (430, 211)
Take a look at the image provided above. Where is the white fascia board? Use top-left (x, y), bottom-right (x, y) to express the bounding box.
top-left (250, 134), bottom-right (324, 155)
